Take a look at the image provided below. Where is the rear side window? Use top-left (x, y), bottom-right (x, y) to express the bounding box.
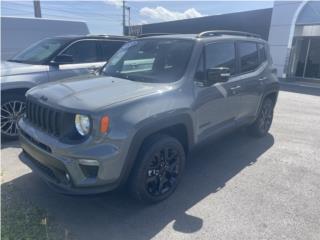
top-left (258, 43), bottom-right (267, 63)
top-left (98, 40), bottom-right (126, 61)
top-left (238, 42), bottom-right (259, 73)
top-left (62, 40), bottom-right (98, 63)
top-left (205, 42), bottom-right (236, 75)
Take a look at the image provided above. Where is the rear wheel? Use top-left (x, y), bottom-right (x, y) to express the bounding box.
top-left (130, 134), bottom-right (186, 204)
top-left (247, 97), bottom-right (274, 137)
top-left (1, 93), bottom-right (26, 140)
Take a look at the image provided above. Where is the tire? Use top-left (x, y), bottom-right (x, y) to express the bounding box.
top-left (130, 134), bottom-right (186, 204)
top-left (1, 93), bottom-right (26, 140)
top-left (247, 97), bottom-right (274, 138)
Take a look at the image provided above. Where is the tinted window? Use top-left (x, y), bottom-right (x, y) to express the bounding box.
top-left (62, 40), bottom-right (98, 63)
top-left (98, 41), bottom-right (126, 61)
top-left (102, 39), bottom-right (194, 83)
top-left (258, 43), bottom-right (267, 63)
top-left (239, 42), bottom-right (259, 73)
top-left (205, 42), bottom-right (236, 75)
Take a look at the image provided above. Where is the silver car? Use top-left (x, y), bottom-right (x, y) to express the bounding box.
top-left (1, 35), bottom-right (131, 139)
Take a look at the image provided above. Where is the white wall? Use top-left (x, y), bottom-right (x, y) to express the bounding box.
top-left (1, 17), bottom-right (90, 61)
top-left (268, 1), bottom-right (302, 78)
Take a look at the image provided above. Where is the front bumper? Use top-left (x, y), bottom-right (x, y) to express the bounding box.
top-left (18, 119), bottom-right (128, 195)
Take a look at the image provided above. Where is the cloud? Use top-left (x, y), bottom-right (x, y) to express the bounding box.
top-left (140, 6), bottom-right (204, 22)
top-left (104, 0), bottom-right (122, 8)
top-left (139, 20), bottom-right (149, 25)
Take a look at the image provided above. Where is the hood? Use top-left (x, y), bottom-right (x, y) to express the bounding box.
top-left (27, 75), bottom-right (173, 111)
top-left (1, 61), bottom-right (48, 76)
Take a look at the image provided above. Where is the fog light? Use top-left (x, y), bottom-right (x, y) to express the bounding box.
top-left (65, 173), bottom-right (71, 182)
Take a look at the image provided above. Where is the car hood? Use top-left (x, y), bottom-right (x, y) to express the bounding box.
top-left (27, 75), bottom-right (173, 112)
top-left (1, 61), bottom-right (48, 76)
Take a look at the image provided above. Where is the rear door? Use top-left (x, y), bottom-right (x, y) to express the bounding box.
top-left (235, 41), bottom-right (266, 123)
top-left (48, 39), bottom-right (104, 80)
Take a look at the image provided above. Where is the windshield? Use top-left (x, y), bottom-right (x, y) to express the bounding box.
top-left (10, 38), bottom-right (68, 64)
top-left (102, 39), bottom-right (194, 83)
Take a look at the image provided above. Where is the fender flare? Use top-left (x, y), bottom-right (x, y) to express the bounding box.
top-left (118, 113), bottom-right (194, 186)
top-left (257, 83), bottom-right (280, 117)
top-left (1, 82), bottom-right (36, 93)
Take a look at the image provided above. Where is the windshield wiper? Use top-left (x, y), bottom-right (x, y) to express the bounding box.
top-left (104, 72), bottom-right (131, 80)
top-left (7, 59), bottom-right (23, 63)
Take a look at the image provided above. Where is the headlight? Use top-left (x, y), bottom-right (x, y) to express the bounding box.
top-left (75, 114), bottom-right (90, 136)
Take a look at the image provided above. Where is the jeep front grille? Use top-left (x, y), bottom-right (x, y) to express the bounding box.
top-left (25, 98), bottom-right (62, 136)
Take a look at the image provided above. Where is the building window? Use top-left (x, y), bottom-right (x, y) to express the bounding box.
top-left (291, 37), bottom-right (320, 80)
top-left (305, 38), bottom-right (320, 79)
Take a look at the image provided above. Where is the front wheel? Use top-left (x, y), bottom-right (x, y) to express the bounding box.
top-left (130, 134), bottom-right (186, 204)
top-left (247, 98), bottom-right (274, 137)
top-left (1, 93), bottom-right (26, 140)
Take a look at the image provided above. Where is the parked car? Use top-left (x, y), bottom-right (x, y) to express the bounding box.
top-left (18, 31), bottom-right (279, 203)
top-left (1, 35), bottom-right (132, 139)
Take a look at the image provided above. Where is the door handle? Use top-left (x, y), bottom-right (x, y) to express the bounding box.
top-left (259, 77), bottom-right (267, 81)
top-left (230, 86), bottom-right (241, 91)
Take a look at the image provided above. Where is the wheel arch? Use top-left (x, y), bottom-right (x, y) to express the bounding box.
top-left (1, 87), bottom-right (30, 98)
top-left (118, 114), bottom-right (194, 186)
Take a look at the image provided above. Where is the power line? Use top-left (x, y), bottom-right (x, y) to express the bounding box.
top-left (3, 6), bottom-right (122, 22)
top-left (2, 6), bottom-right (34, 14)
top-left (5, 1), bottom-right (123, 18)
top-left (40, 6), bottom-right (122, 18)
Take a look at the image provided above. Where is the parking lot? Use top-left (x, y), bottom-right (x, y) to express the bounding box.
top-left (1, 87), bottom-right (320, 240)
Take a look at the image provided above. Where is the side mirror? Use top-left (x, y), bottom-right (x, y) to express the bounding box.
top-left (51, 54), bottom-right (74, 65)
top-left (206, 67), bottom-right (231, 86)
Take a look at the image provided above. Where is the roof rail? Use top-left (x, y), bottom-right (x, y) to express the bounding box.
top-left (137, 33), bottom-right (173, 38)
top-left (197, 30), bottom-right (260, 38)
top-left (86, 34), bottom-right (134, 39)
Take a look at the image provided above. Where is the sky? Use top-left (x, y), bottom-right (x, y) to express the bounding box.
top-left (1, 0), bottom-right (274, 35)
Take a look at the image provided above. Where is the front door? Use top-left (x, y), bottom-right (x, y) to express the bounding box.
top-left (194, 41), bottom-right (242, 142)
top-left (48, 39), bottom-right (105, 81)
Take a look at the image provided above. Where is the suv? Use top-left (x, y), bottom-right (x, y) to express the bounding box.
top-left (18, 31), bottom-right (279, 203)
top-left (1, 35), bottom-right (132, 139)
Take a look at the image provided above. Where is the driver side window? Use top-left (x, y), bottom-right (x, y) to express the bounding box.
top-left (61, 40), bottom-right (99, 64)
top-left (205, 42), bottom-right (236, 75)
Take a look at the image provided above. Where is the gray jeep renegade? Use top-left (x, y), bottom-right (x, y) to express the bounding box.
top-left (18, 31), bottom-right (279, 203)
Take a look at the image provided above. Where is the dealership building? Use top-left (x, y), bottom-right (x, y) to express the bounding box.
top-left (127, 1), bottom-right (320, 82)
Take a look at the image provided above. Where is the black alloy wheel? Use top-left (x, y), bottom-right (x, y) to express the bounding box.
top-left (248, 97), bottom-right (274, 137)
top-left (146, 146), bottom-right (180, 196)
top-left (130, 134), bottom-right (186, 204)
top-left (258, 100), bottom-right (273, 133)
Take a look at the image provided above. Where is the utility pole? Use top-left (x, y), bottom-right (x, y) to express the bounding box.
top-left (127, 6), bottom-right (131, 30)
top-left (33, 0), bottom-right (42, 18)
top-left (122, 0), bottom-right (126, 35)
